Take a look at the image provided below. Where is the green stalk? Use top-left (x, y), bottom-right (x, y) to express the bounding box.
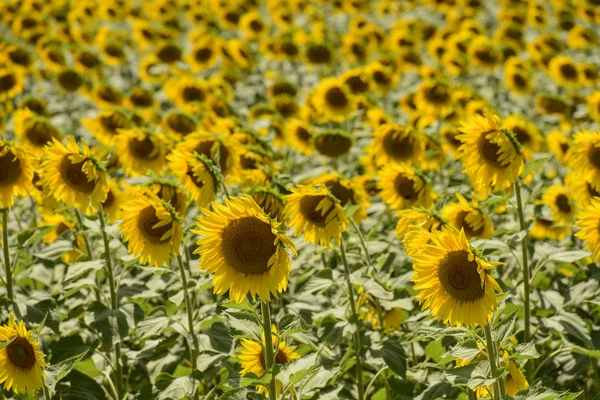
top-left (340, 236), bottom-right (365, 400)
top-left (467, 388), bottom-right (476, 400)
top-left (2, 209), bottom-right (13, 303)
top-left (177, 254), bottom-right (200, 400)
top-left (43, 381), bottom-right (51, 400)
top-left (98, 205), bottom-right (124, 399)
top-left (74, 209), bottom-right (93, 258)
top-left (514, 180), bottom-right (532, 382)
top-left (261, 301), bottom-right (278, 399)
top-left (484, 323), bottom-right (505, 399)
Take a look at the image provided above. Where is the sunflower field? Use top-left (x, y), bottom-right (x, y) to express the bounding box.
top-left (1, 0), bottom-right (600, 399)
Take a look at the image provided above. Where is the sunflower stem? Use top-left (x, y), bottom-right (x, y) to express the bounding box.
top-left (484, 323), bottom-right (505, 399)
top-left (514, 180), bottom-right (532, 382)
top-left (74, 209), bottom-right (93, 258)
top-left (349, 217), bottom-right (371, 266)
top-left (1, 209), bottom-right (13, 304)
top-left (340, 235), bottom-right (365, 400)
top-left (97, 204), bottom-right (124, 400)
top-left (467, 388), bottom-right (476, 400)
top-left (177, 253), bottom-right (200, 400)
top-left (261, 301), bottom-right (278, 400)
top-left (43, 381), bottom-right (51, 400)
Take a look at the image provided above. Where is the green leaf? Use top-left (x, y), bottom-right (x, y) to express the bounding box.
top-left (64, 260), bottom-right (104, 282)
top-left (54, 369), bottom-right (106, 400)
top-left (445, 362), bottom-right (479, 385)
top-left (345, 204), bottom-right (362, 218)
top-left (380, 339), bottom-right (407, 378)
top-left (523, 156), bottom-right (552, 178)
top-left (226, 311), bottom-right (262, 340)
top-left (300, 268), bottom-right (333, 294)
top-left (363, 279), bottom-right (393, 300)
top-left (241, 364), bottom-right (281, 387)
top-left (510, 342), bottom-right (540, 359)
top-left (218, 388), bottom-right (248, 400)
top-left (220, 299), bottom-right (256, 312)
top-left (513, 387), bottom-right (583, 400)
top-left (571, 346), bottom-right (600, 360)
top-left (0, 336), bottom-right (15, 351)
top-left (425, 338), bottom-right (445, 363)
top-left (17, 225), bottom-right (56, 247)
top-left (278, 314), bottom-right (312, 338)
top-left (493, 308), bottom-right (519, 344)
top-left (156, 376), bottom-right (194, 400)
top-left (45, 351), bottom-right (89, 393)
top-left (279, 353), bottom-right (321, 394)
top-left (547, 250), bottom-right (590, 263)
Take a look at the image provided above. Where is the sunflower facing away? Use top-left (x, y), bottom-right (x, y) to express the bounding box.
top-left (238, 326), bottom-right (300, 398)
top-left (404, 224), bottom-right (502, 328)
top-left (0, 313), bottom-right (48, 395)
top-left (0, 140), bottom-right (34, 209)
top-left (284, 185), bottom-right (349, 248)
top-left (575, 197), bottom-right (600, 262)
top-left (119, 190), bottom-right (183, 267)
top-left (193, 195), bottom-right (296, 303)
top-left (457, 113), bottom-right (524, 200)
top-left (41, 137), bottom-right (108, 214)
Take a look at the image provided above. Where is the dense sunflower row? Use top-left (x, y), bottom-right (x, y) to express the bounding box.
top-left (0, 0), bottom-right (599, 399)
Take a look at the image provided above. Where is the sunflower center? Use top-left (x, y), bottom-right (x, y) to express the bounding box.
top-left (138, 206), bottom-right (172, 243)
top-left (438, 250), bottom-right (485, 303)
top-left (167, 113), bottom-right (196, 136)
top-left (98, 87), bottom-right (121, 104)
top-left (103, 190), bottom-right (115, 209)
top-left (555, 194), bottom-right (571, 213)
top-left (100, 112), bottom-right (131, 135)
top-left (511, 127), bottom-right (530, 145)
top-left (60, 158), bottom-right (96, 193)
top-left (182, 86), bottom-right (205, 103)
top-left (587, 182), bottom-right (600, 198)
top-left (79, 52), bottom-right (100, 69)
top-left (479, 134), bottom-right (505, 168)
top-left (240, 155), bottom-right (258, 170)
top-left (128, 136), bottom-right (158, 160)
top-left (383, 131), bottom-right (413, 160)
top-left (315, 133), bottom-right (352, 157)
top-left (345, 75), bottom-right (369, 94)
top-left (157, 44), bottom-right (182, 63)
top-left (186, 166), bottom-right (205, 188)
top-left (588, 146), bottom-right (600, 169)
top-left (295, 127), bottom-right (311, 143)
top-left (424, 83), bottom-right (450, 104)
top-left (280, 42), bottom-right (298, 56)
top-left (193, 140), bottom-right (229, 173)
top-left (559, 63), bottom-right (577, 79)
top-left (456, 210), bottom-right (483, 237)
top-left (559, 142), bottom-right (569, 154)
top-left (7, 337), bottom-right (36, 370)
top-left (327, 181), bottom-right (354, 207)
top-left (194, 48), bottom-right (212, 62)
top-left (300, 195), bottom-right (332, 227)
top-left (325, 87), bottom-right (349, 109)
top-left (130, 90), bottom-right (154, 108)
top-left (0, 151), bottom-right (21, 187)
top-left (306, 44), bottom-right (331, 64)
top-left (259, 348), bottom-right (290, 371)
top-left (512, 73), bottom-right (527, 89)
top-left (372, 70), bottom-right (390, 85)
top-left (26, 121), bottom-right (59, 146)
top-left (57, 70), bottom-right (81, 92)
top-left (221, 216), bottom-right (277, 276)
top-left (0, 74), bottom-right (16, 92)
top-left (394, 175), bottom-right (417, 200)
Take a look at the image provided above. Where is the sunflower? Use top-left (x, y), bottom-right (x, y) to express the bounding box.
top-left (192, 195), bottom-right (295, 302)
top-left (504, 65), bottom-right (532, 96)
top-left (541, 185), bottom-right (576, 226)
top-left (101, 179), bottom-right (124, 224)
top-left (377, 163), bottom-right (434, 211)
top-left (167, 147), bottom-right (217, 208)
top-left (440, 124), bottom-right (463, 157)
top-left (238, 326), bottom-right (300, 398)
top-left (187, 38), bottom-right (220, 72)
top-left (0, 140), bottom-right (35, 209)
top-left (253, 186), bottom-right (286, 224)
top-left (161, 110), bottom-right (198, 139)
top-left (18, 97), bottom-right (48, 116)
top-left (176, 132), bottom-right (240, 178)
top-left (414, 79), bottom-right (453, 117)
top-left (442, 193), bottom-right (493, 239)
top-left (116, 128), bottom-right (168, 177)
top-left (81, 109), bottom-right (133, 147)
top-left (575, 198), bottom-right (600, 262)
top-left (13, 109), bottom-right (62, 155)
top-left (502, 114), bottom-right (544, 158)
top-left (56, 68), bottom-right (84, 93)
top-left (313, 130), bottom-right (354, 158)
top-left (457, 113), bottom-right (524, 200)
top-left (588, 91), bottom-right (600, 123)
top-left (145, 182), bottom-right (188, 217)
top-left (340, 68), bottom-right (371, 95)
top-left (365, 62), bottom-right (398, 94)
top-left (0, 313), bottom-right (48, 395)
top-left (547, 130), bottom-right (571, 163)
top-left (535, 94), bottom-right (570, 116)
top-left (120, 190), bottom-right (182, 268)
top-left (0, 67), bottom-right (25, 100)
top-left (305, 172), bottom-right (370, 223)
top-left (284, 118), bottom-right (314, 155)
top-left (567, 130), bottom-right (600, 192)
top-left (566, 172), bottom-right (600, 207)
top-left (395, 207), bottom-right (446, 239)
top-left (41, 137), bottom-right (108, 214)
top-left (90, 83), bottom-right (123, 108)
top-left (311, 78), bottom-right (355, 122)
top-left (234, 147), bottom-right (274, 188)
top-left (164, 76), bottom-right (208, 114)
top-left (530, 217), bottom-right (571, 241)
top-left (404, 224), bottom-right (502, 328)
top-left (369, 123), bottom-right (424, 167)
top-left (284, 185), bottom-right (348, 247)
top-left (548, 55), bottom-right (580, 88)
top-left (467, 35), bottom-right (500, 71)
top-left (357, 290), bottom-right (404, 333)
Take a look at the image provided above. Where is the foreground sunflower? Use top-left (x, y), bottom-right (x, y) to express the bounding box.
top-left (0, 313), bottom-right (48, 395)
top-left (457, 113), bottom-right (524, 200)
top-left (284, 185), bottom-right (348, 247)
top-left (119, 190), bottom-right (183, 267)
top-left (0, 140), bottom-right (34, 209)
top-left (575, 197), bottom-right (600, 262)
top-left (404, 224), bottom-right (502, 328)
top-left (41, 137), bottom-right (108, 214)
top-left (238, 326), bottom-right (300, 398)
top-left (192, 195), bottom-right (296, 303)
top-left (567, 129), bottom-right (600, 192)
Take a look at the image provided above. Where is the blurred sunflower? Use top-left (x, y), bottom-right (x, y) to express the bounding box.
top-left (0, 313), bottom-right (48, 395)
top-left (116, 128), bottom-right (168, 177)
top-left (187, 37), bottom-right (220, 72)
top-left (284, 185), bottom-right (348, 247)
top-left (177, 132), bottom-right (240, 178)
top-left (541, 185), bottom-right (576, 226)
top-left (0, 140), bottom-right (34, 209)
top-left (41, 137), bottom-right (108, 214)
top-left (566, 172), bottom-right (600, 207)
top-left (457, 113), bottom-right (524, 200)
top-left (547, 130), bottom-right (571, 164)
top-left (395, 208), bottom-right (446, 239)
top-left (414, 79), bottom-right (453, 117)
top-left (13, 109), bottom-right (62, 155)
top-left (0, 67), bottom-right (25, 100)
top-left (120, 190), bottom-right (182, 267)
top-left (369, 124), bottom-right (424, 167)
top-left (588, 91), bottom-right (600, 122)
top-left (238, 326), bottom-right (300, 398)
top-left (253, 186), bottom-right (286, 224)
top-left (305, 172), bottom-right (370, 223)
top-left (313, 129), bottom-right (354, 159)
top-left (312, 78), bottom-right (355, 122)
top-left (442, 193), bottom-right (493, 239)
top-left (575, 198), bottom-right (600, 262)
top-left (535, 94), bottom-right (570, 116)
top-left (81, 109), bottom-right (133, 147)
top-left (548, 55), bottom-right (580, 88)
top-left (193, 195), bottom-right (296, 302)
top-left (530, 217), bottom-right (571, 241)
top-left (404, 224), bottom-right (502, 328)
top-left (502, 114), bottom-right (544, 158)
top-left (167, 147), bottom-right (217, 208)
top-left (284, 118), bottom-right (314, 155)
top-left (568, 130), bottom-right (600, 192)
top-left (377, 163), bottom-right (434, 211)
